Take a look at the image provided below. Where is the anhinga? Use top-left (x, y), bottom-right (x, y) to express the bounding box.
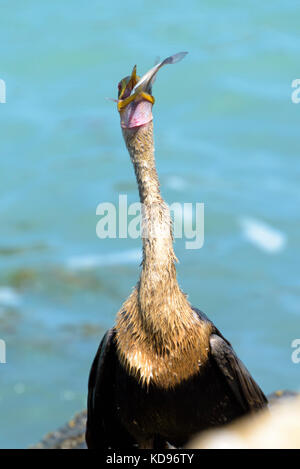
top-left (86, 52), bottom-right (267, 449)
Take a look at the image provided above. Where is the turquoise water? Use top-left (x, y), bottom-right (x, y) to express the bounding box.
top-left (1, 0), bottom-right (300, 448)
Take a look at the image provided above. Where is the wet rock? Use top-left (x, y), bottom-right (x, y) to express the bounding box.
top-left (31, 411), bottom-right (87, 449)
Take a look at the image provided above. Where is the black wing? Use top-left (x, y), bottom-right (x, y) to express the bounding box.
top-left (209, 333), bottom-right (268, 412)
top-left (85, 328), bottom-right (135, 449)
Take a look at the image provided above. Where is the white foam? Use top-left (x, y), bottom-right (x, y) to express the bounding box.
top-left (240, 217), bottom-right (286, 253)
top-left (0, 287), bottom-right (21, 307)
top-left (67, 249), bottom-right (141, 270)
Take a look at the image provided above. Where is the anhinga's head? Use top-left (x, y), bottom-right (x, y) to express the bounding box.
top-left (117, 52), bottom-right (188, 129)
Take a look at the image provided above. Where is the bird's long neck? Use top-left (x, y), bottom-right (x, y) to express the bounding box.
top-left (122, 121), bottom-right (187, 324)
top-left (116, 120), bottom-right (212, 388)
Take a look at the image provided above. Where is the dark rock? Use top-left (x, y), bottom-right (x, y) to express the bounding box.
top-left (31, 411), bottom-right (87, 449)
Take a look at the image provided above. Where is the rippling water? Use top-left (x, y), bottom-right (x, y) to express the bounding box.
top-left (0, 0), bottom-right (300, 448)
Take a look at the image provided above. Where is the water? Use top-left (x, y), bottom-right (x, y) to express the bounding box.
top-left (1, 0), bottom-right (300, 448)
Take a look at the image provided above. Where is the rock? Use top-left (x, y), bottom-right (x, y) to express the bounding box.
top-left (31, 411), bottom-right (87, 449)
top-left (266, 389), bottom-right (299, 405)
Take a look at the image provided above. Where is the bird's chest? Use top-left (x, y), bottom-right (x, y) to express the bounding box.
top-left (113, 358), bottom-right (229, 444)
top-left (115, 317), bottom-right (212, 389)
top-left (119, 343), bottom-right (207, 389)
top-left (113, 360), bottom-right (191, 441)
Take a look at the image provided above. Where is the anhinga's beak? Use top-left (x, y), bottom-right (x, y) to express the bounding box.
top-left (118, 52), bottom-right (188, 129)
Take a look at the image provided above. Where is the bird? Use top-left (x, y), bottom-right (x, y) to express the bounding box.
top-left (85, 52), bottom-right (267, 449)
